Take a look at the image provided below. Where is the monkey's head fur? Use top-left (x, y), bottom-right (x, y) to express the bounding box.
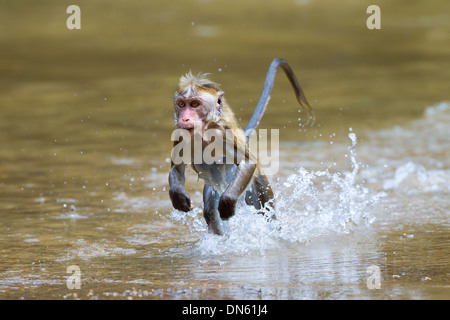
top-left (173, 72), bottom-right (238, 133)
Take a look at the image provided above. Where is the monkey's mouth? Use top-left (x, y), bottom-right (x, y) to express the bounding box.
top-left (177, 123), bottom-right (195, 131)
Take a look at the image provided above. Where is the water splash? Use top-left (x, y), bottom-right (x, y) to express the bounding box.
top-left (169, 131), bottom-right (383, 256)
top-left (272, 131), bottom-right (380, 242)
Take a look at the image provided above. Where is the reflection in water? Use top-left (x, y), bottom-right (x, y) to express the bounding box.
top-left (0, 0), bottom-right (449, 299)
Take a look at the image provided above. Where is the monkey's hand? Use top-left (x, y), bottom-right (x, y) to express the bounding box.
top-left (218, 193), bottom-right (237, 220)
top-left (169, 186), bottom-right (193, 212)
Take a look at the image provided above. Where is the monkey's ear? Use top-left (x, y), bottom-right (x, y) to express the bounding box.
top-left (217, 91), bottom-right (225, 113)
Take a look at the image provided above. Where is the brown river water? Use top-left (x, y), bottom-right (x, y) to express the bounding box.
top-left (0, 0), bottom-right (449, 299)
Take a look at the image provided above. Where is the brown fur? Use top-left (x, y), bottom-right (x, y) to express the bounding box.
top-left (170, 72), bottom-right (274, 234)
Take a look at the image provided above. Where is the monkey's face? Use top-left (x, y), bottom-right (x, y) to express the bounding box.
top-left (174, 90), bottom-right (221, 131)
top-left (174, 97), bottom-right (205, 130)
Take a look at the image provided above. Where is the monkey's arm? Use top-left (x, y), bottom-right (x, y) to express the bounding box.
top-left (168, 162), bottom-right (193, 212)
top-left (218, 161), bottom-right (257, 220)
top-left (244, 58), bottom-right (314, 137)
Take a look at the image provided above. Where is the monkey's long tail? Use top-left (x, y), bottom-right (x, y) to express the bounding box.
top-left (244, 58), bottom-right (315, 138)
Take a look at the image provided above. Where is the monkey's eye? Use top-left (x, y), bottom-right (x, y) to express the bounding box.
top-left (191, 101), bottom-right (199, 107)
top-left (178, 101), bottom-right (186, 108)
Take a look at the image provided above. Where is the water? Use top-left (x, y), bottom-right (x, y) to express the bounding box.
top-left (0, 0), bottom-right (449, 300)
top-left (2, 103), bottom-right (448, 300)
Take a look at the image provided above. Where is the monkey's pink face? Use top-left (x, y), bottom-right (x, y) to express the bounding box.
top-left (174, 97), bottom-right (208, 130)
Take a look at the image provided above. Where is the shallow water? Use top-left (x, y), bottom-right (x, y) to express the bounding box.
top-left (0, 0), bottom-right (449, 300)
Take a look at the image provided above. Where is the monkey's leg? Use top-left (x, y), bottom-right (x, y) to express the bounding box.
top-left (219, 162), bottom-right (257, 220)
top-left (168, 162), bottom-right (192, 212)
top-left (245, 174), bottom-right (275, 219)
top-left (203, 184), bottom-right (226, 235)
